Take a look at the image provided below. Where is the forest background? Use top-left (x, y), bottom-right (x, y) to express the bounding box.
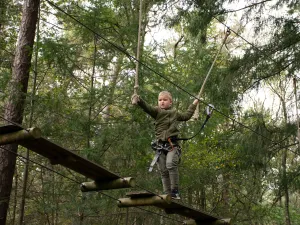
top-left (0, 0), bottom-right (300, 224)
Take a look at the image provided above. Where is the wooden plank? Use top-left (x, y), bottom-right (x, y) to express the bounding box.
top-left (117, 192), bottom-right (228, 224)
top-left (0, 125), bottom-right (23, 134)
top-left (0, 125), bottom-right (120, 182)
top-left (161, 200), bottom-right (220, 222)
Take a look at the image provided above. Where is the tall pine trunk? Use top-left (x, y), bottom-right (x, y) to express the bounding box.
top-left (271, 80), bottom-right (291, 225)
top-left (0, 0), bottom-right (40, 224)
top-left (281, 97), bottom-right (291, 225)
top-left (18, 5), bottom-right (40, 224)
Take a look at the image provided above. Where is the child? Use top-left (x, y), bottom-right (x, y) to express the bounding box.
top-left (132, 91), bottom-right (199, 199)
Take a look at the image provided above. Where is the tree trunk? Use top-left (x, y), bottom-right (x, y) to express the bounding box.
top-left (272, 80), bottom-right (291, 225)
top-left (87, 35), bottom-right (97, 148)
top-left (11, 171), bottom-right (18, 225)
top-left (282, 148), bottom-right (291, 225)
top-left (79, 35), bottom-right (97, 225)
top-left (51, 166), bottom-right (55, 225)
top-left (281, 97), bottom-right (291, 225)
top-left (102, 55), bottom-right (124, 121)
top-left (293, 77), bottom-right (300, 151)
top-left (0, 0), bottom-right (40, 224)
top-left (200, 186), bottom-right (206, 210)
top-left (0, 2), bottom-right (4, 32)
top-left (187, 187), bottom-right (192, 205)
top-left (18, 4), bottom-right (40, 224)
top-left (40, 167), bottom-right (50, 225)
top-left (221, 173), bottom-right (230, 214)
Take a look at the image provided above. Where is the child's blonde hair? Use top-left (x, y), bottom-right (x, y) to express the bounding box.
top-left (158, 91), bottom-right (172, 102)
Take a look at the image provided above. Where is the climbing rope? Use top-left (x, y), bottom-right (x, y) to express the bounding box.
top-left (198, 29), bottom-right (230, 99)
top-left (293, 77), bottom-right (300, 150)
top-left (132, 0), bottom-right (143, 104)
top-left (193, 28), bottom-right (231, 120)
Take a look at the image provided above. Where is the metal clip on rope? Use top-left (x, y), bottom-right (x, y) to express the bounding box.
top-left (206, 104), bottom-right (215, 117)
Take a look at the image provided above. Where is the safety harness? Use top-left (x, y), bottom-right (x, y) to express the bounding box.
top-left (148, 104), bottom-right (214, 172)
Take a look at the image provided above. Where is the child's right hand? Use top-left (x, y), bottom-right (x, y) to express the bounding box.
top-left (131, 94), bottom-right (140, 105)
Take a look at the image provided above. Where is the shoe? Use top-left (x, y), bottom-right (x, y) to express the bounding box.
top-left (171, 189), bottom-right (180, 200)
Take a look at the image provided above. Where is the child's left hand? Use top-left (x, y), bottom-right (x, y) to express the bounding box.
top-left (193, 99), bottom-right (199, 105)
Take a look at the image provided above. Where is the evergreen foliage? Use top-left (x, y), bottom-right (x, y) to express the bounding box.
top-left (1, 0), bottom-right (300, 224)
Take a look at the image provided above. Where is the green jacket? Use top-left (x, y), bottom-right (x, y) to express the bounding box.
top-left (137, 98), bottom-right (197, 141)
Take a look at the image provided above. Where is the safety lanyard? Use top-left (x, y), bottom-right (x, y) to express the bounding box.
top-left (177, 104), bottom-right (215, 141)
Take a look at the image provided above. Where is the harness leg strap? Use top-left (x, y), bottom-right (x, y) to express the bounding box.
top-left (167, 137), bottom-right (175, 151)
top-left (149, 150), bottom-right (161, 172)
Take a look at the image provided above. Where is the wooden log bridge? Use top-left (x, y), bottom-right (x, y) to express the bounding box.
top-left (118, 192), bottom-right (231, 225)
top-left (0, 124), bottom-right (230, 223)
top-left (0, 124), bottom-right (135, 191)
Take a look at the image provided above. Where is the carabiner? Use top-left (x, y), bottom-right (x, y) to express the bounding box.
top-left (226, 28), bottom-right (231, 36)
top-left (205, 104), bottom-right (215, 117)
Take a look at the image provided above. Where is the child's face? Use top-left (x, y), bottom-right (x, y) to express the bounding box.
top-left (158, 94), bottom-right (172, 109)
